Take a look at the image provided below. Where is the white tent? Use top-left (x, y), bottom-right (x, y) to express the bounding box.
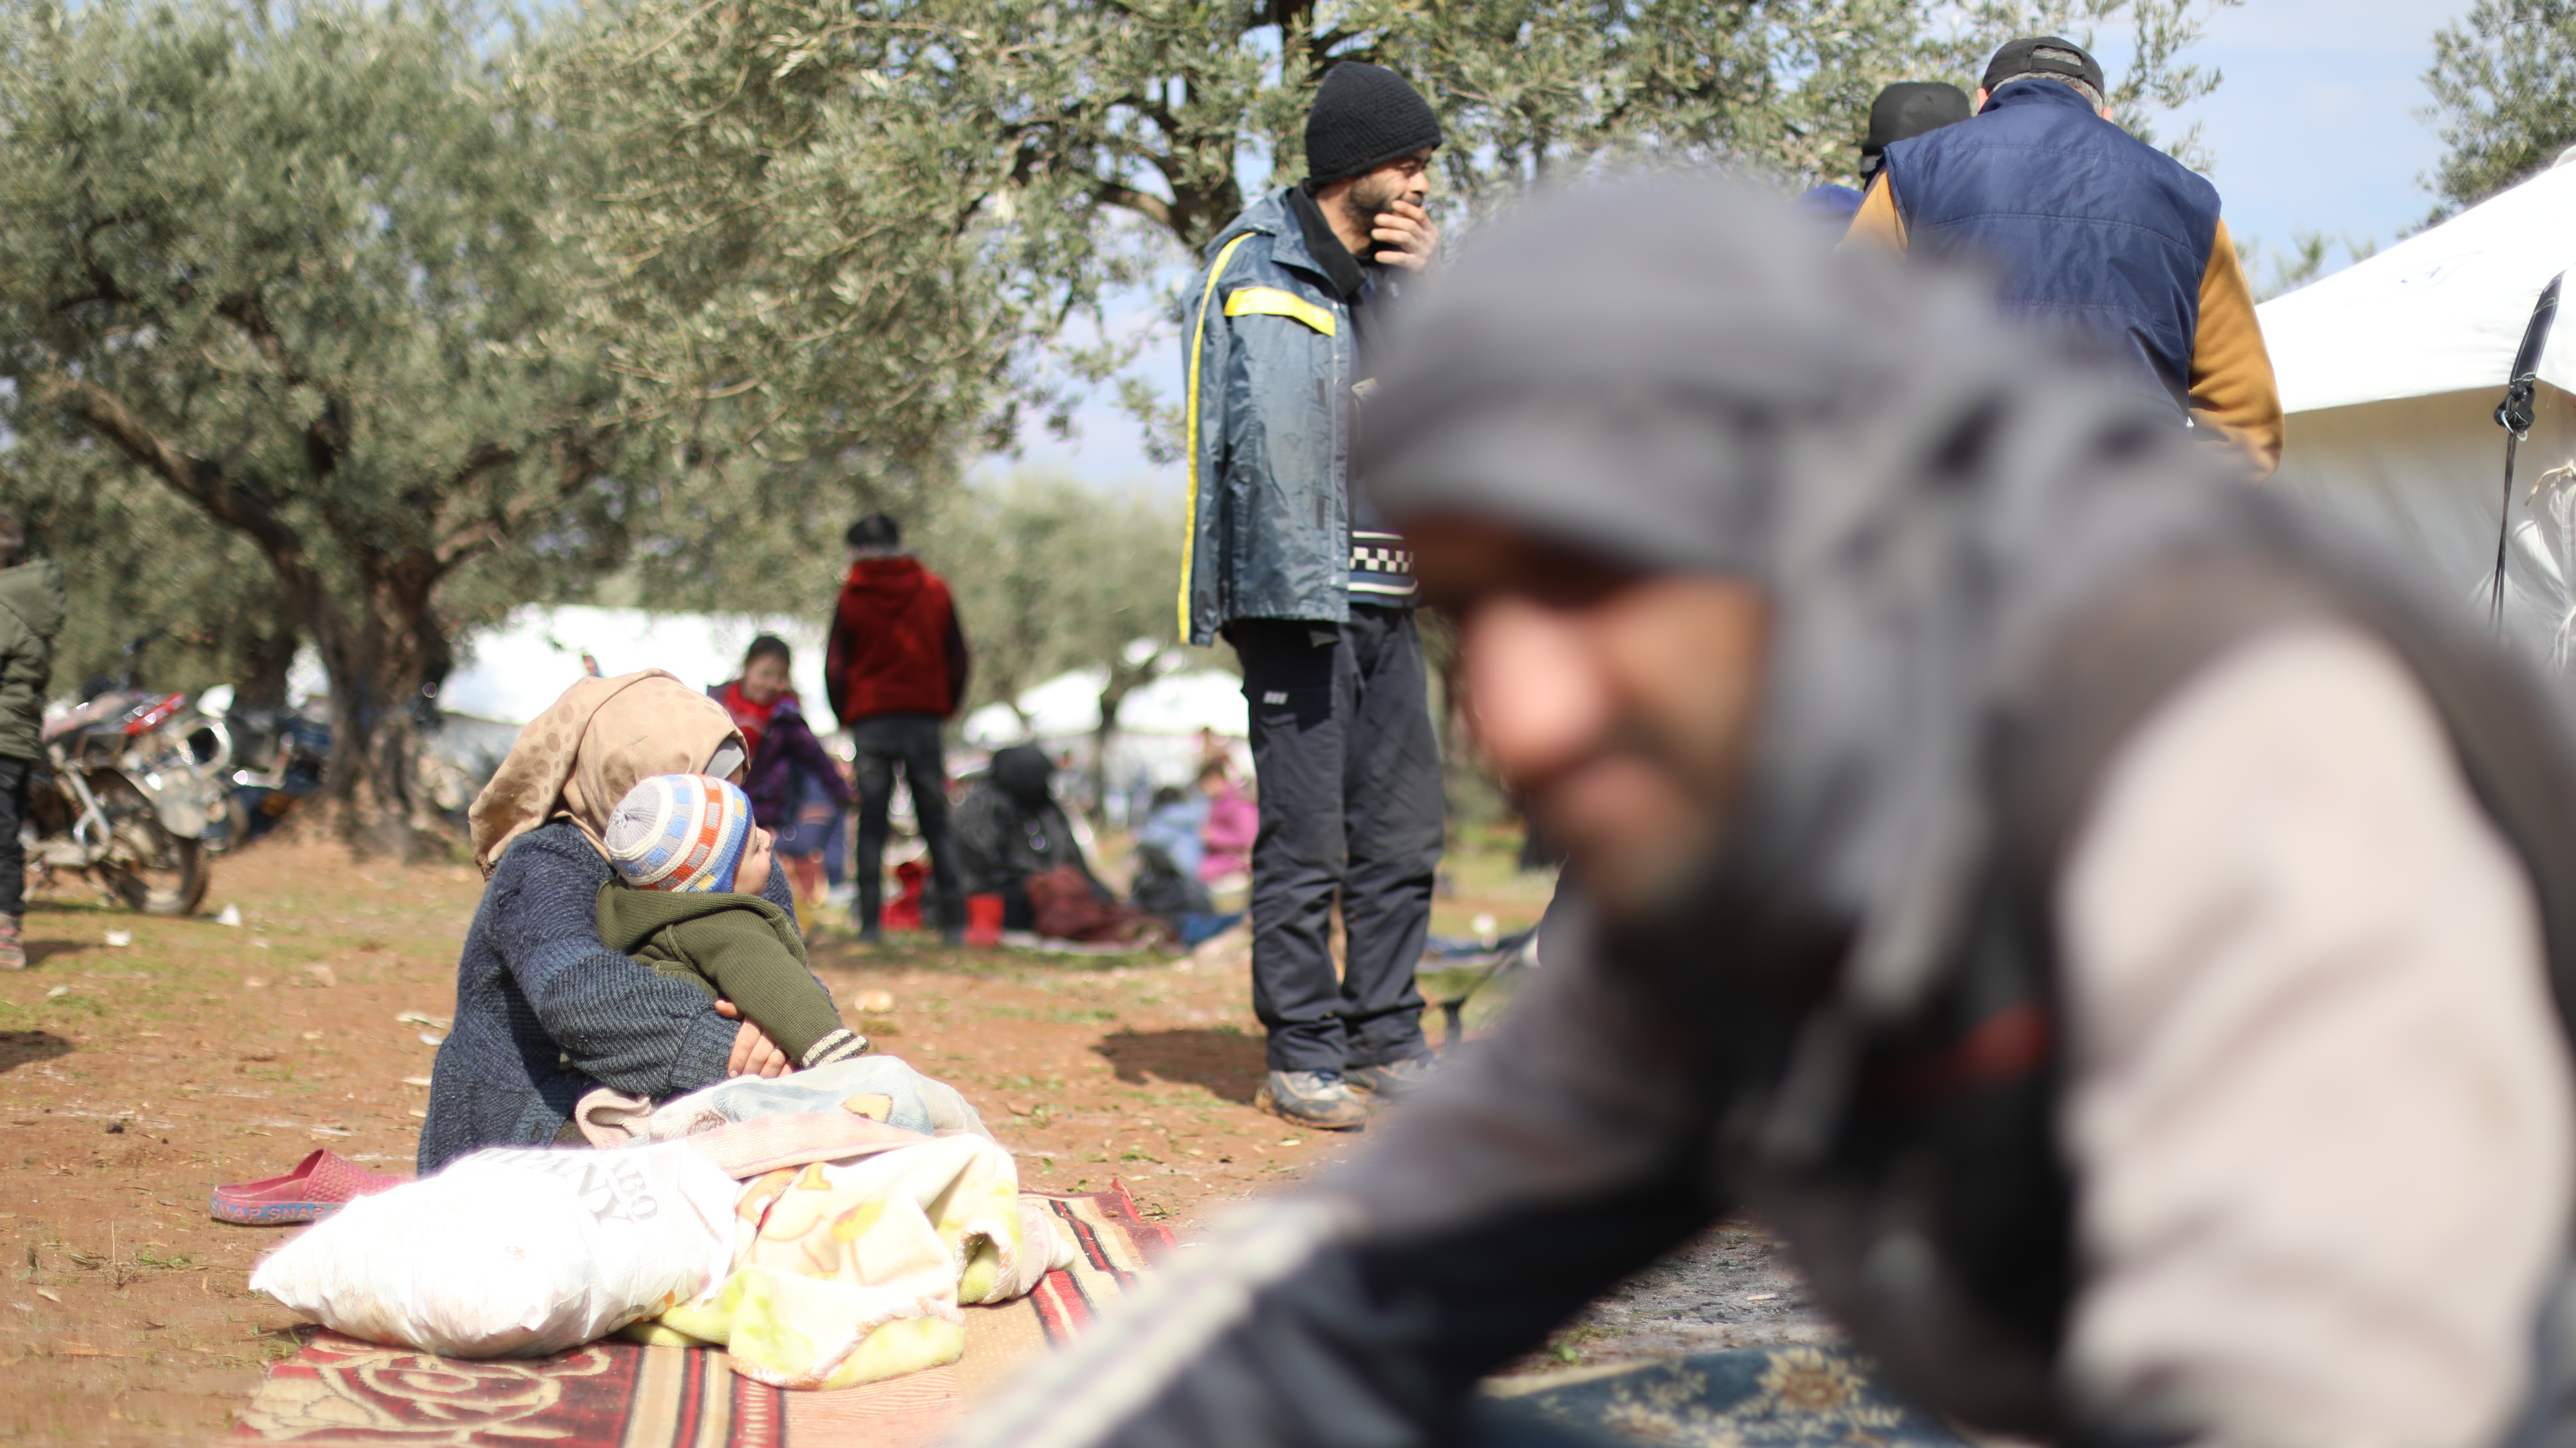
top-left (959, 667), bottom-right (1247, 748)
top-left (2258, 161), bottom-right (2576, 677)
top-left (437, 605), bottom-right (831, 724)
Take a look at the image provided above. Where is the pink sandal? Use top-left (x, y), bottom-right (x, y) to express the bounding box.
top-left (209, 1149), bottom-right (403, 1225)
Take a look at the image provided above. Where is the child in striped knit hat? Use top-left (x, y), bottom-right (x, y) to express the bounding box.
top-left (595, 773), bottom-right (866, 1070)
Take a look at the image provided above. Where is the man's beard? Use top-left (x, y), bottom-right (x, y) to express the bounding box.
top-left (1347, 176), bottom-right (1407, 257)
top-left (1546, 732), bottom-right (1844, 1008)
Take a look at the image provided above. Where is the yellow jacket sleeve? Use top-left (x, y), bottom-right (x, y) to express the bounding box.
top-left (2188, 218), bottom-right (2283, 481)
top-left (1842, 172), bottom-right (1907, 252)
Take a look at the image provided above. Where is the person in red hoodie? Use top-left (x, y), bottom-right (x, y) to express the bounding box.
top-left (825, 512), bottom-right (971, 944)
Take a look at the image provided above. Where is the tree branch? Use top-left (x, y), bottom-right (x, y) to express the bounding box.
top-left (34, 371), bottom-right (345, 641)
top-left (1093, 178), bottom-right (1175, 233)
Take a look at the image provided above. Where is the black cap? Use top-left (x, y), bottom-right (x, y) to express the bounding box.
top-left (1861, 82), bottom-right (1972, 159)
top-left (846, 511), bottom-right (901, 550)
top-left (1981, 36), bottom-right (2106, 98)
top-left (1305, 62), bottom-right (1443, 187)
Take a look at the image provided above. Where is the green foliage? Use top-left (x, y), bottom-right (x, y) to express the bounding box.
top-left (0, 0), bottom-right (628, 841)
top-left (923, 472), bottom-right (1185, 724)
top-left (2423, 0), bottom-right (2576, 221)
top-left (13, 464), bottom-right (299, 704)
top-left (543, 0), bottom-right (2239, 474)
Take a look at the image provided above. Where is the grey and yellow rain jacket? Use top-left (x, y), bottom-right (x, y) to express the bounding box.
top-left (1178, 188), bottom-right (1367, 647)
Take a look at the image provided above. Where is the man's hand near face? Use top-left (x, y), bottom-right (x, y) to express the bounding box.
top-left (1371, 198), bottom-right (1440, 272)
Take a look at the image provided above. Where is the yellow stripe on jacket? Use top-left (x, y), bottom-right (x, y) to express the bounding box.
top-left (1841, 174), bottom-right (2283, 480)
top-left (1180, 232), bottom-right (1258, 640)
top-left (1223, 287), bottom-right (1337, 336)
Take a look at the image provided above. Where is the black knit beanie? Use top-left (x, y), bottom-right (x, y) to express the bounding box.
top-left (1304, 62), bottom-right (1443, 187)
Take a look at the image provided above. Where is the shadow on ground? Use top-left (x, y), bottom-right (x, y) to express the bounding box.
top-left (23, 938), bottom-right (90, 968)
top-left (1095, 1028), bottom-right (1266, 1104)
top-left (0, 1029), bottom-right (72, 1073)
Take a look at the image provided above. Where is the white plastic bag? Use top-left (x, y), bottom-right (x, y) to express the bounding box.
top-left (251, 1141), bottom-right (737, 1358)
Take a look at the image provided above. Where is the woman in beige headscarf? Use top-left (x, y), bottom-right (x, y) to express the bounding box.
top-left (421, 671), bottom-right (803, 1173)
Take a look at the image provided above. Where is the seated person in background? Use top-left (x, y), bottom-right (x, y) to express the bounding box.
top-left (1196, 759), bottom-right (1256, 887)
top-left (954, 745), bottom-right (1114, 933)
top-left (596, 773), bottom-right (867, 1071)
top-left (1131, 785), bottom-right (1243, 947)
top-left (718, 634), bottom-right (854, 905)
top-left (1135, 783), bottom-right (1209, 879)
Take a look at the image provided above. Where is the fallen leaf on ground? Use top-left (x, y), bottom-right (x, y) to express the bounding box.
top-left (401, 1077), bottom-right (431, 1087)
top-left (34, 1289), bottom-right (59, 1303)
top-left (395, 1012), bottom-right (450, 1030)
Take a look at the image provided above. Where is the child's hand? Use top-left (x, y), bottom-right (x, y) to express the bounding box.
top-left (716, 1000), bottom-right (791, 1077)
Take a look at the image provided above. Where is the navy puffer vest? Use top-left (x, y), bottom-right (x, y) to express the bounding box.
top-left (1882, 80), bottom-right (2219, 415)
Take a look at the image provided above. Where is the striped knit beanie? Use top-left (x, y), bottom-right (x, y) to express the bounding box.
top-left (604, 774), bottom-right (755, 893)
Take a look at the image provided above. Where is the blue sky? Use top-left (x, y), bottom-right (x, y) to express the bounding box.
top-left (997, 0), bottom-right (2483, 494)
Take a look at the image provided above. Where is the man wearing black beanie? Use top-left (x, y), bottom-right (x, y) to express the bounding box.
top-left (1176, 60), bottom-right (1447, 1130)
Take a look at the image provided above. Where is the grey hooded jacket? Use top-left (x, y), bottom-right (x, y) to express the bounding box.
top-left (1178, 187), bottom-right (1362, 647)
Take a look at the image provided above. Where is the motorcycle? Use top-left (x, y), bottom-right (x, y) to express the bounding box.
top-left (31, 635), bottom-right (225, 915)
top-left (194, 682), bottom-right (330, 849)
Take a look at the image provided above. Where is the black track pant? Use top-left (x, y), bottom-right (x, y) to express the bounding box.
top-left (0, 757), bottom-right (27, 917)
top-left (849, 714), bottom-right (964, 933)
top-left (1231, 606), bottom-right (1445, 1073)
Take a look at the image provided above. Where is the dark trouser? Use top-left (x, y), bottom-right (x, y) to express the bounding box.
top-left (849, 714), bottom-right (963, 933)
top-left (1232, 606), bottom-right (1445, 1073)
top-left (0, 756), bottom-right (30, 918)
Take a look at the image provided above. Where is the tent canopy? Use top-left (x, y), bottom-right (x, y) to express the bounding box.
top-left (2257, 164), bottom-right (2576, 679)
top-left (436, 606), bottom-right (831, 724)
top-left (2261, 162), bottom-right (2576, 415)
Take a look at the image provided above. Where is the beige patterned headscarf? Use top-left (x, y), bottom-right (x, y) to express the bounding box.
top-left (468, 670), bottom-right (745, 877)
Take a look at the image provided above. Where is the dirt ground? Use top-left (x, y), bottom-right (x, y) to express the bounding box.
top-left (0, 828), bottom-right (1816, 1445)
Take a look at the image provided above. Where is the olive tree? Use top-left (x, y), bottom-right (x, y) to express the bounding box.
top-left (2422, 0), bottom-right (2576, 221)
top-left (0, 0), bottom-right (630, 850)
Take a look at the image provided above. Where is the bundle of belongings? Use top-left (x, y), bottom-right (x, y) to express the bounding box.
top-left (249, 1056), bottom-right (1078, 1391)
top-left (956, 745), bottom-right (1172, 947)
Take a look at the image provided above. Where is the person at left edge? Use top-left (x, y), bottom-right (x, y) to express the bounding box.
top-left (1179, 61), bottom-right (1450, 1130)
top-left (0, 515), bottom-right (60, 972)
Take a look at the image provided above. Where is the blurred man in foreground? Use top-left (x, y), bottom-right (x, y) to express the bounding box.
top-left (955, 180), bottom-right (2576, 1448)
top-left (1846, 37), bottom-right (2281, 478)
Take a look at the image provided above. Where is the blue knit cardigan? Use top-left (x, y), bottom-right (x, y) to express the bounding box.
top-left (417, 819), bottom-right (805, 1173)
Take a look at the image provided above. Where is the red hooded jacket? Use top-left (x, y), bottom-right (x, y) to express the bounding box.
top-left (825, 556), bottom-right (971, 725)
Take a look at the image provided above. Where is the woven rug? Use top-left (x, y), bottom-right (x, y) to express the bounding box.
top-left (227, 1183), bottom-right (1171, 1447)
top-left (1485, 1344), bottom-right (1972, 1448)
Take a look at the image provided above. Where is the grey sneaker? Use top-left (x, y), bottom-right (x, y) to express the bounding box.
top-left (1345, 1055), bottom-right (1439, 1101)
top-left (1254, 1070), bottom-right (1369, 1130)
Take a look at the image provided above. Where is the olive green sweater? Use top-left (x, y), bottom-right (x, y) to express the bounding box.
top-left (594, 884), bottom-right (866, 1069)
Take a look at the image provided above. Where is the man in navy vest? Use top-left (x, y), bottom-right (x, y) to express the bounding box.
top-left (1846, 36), bottom-right (2282, 478)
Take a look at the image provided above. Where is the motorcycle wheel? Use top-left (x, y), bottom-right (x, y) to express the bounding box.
top-left (86, 772), bottom-right (209, 917)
